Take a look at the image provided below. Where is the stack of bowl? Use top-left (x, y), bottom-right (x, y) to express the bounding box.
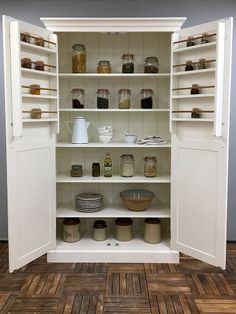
top-left (98, 126), bottom-right (113, 143)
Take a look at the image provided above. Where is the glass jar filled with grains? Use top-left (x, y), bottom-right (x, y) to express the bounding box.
top-left (121, 54), bottom-right (135, 73)
top-left (144, 57), bottom-right (159, 73)
top-left (120, 154), bottom-right (134, 177)
top-left (72, 44), bottom-right (86, 73)
top-left (30, 84), bottom-right (41, 95)
top-left (141, 89), bottom-right (153, 109)
top-left (118, 89), bottom-right (131, 109)
top-left (71, 88), bottom-right (85, 109)
top-left (97, 89), bottom-right (109, 109)
top-left (144, 156), bottom-right (157, 177)
top-left (97, 60), bottom-right (111, 73)
top-left (30, 108), bottom-right (42, 119)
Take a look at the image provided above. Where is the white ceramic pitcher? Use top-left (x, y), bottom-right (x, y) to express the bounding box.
top-left (66, 116), bottom-right (90, 144)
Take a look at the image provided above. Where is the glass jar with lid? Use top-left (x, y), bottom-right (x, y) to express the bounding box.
top-left (120, 154), bottom-right (134, 177)
top-left (144, 57), bottom-right (159, 73)
top-left (144, 156), bottom-right (157, 177)
top-left (97, 60), bottom-right (111, 73)
top-left (141, 89), bottom-right (153, 109)
top-left (118, 89), bottom-right (131, 109)
top-left (71, 88), bottom-right (85, 109)
top-left (97, 89), bottom-right (109, 109)
top-left (72, 44), bottom-right (86, 73)
top-left (122, 54), bottom-right (135, 73)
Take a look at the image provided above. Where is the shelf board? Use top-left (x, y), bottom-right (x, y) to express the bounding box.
top-left (56, 203), bottom-right (170, 218)
top-left (172, 118), bottom-right (214, 122)
top-left (172, 94), bottom-right (214, 99)
top-left (56, 173), bottom-right (171, 183)
top-left (173, 42), bottom-right (216, 53)
top-left (21, 68), bottom-right (57, 77)
top-left (56, 142), bottom-right (170, 148)
top-left (172, 68), bottom-right (215, 76)
top-left (47, 237), bottom-right (179, 263)
top-left (59, 73), bottom-right (170, 78)
top-left (59, 108), bottom-right (169, 112)
top-left (22, 94), bottom-right (58, 100)
top-left (23, 118), bottom-right (58, 123)
top-left (21, 41), bottom-right (57, 54)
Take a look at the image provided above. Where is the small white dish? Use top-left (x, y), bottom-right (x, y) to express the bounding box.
top-left (124, 134), bottom-right (137, 144)
top-left (99, 134), bottom-right (112, 143)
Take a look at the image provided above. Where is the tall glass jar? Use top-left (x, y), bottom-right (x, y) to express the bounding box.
top-left (141, 89), bottom-right (153, 109)
top-left (97, 60), bottom-right (111, 73)
top-left (71, 88), bottom-right (85, 109)
top-left (144, 156), bottom-right (157, 177)
top-left (72, 44), bottom-right (86, 73)
top-left (122, 54), bottom-right (135, 73)
top-left (118, 89), bottom-right (131, 109)
top-left (144, 57), bottom-right (159, 73)
top-left (97, 89), bottom-right (109, 109)
top-left (120, 154), bottom-right (134, 177)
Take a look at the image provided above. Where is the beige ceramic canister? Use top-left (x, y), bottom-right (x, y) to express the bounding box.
top-left (62, 218), bottom-right (81, 243)
top-left (144, 218), bottom-right (161, 244)
top-left (115, 218), bottom-right (133, 241)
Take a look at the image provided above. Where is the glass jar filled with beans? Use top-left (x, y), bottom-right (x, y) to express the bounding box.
top-left (144, 156), bottom-right (157, 177)
top-left (97, 60), bottom-right (111, 73)
top-left (72, 44), bottom-right (86, 73)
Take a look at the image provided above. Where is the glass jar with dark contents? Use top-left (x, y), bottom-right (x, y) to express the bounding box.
top-left (21, 58), bottom-right (32, 69)
top-left (20, 32), bottom-right (31, 43)
top-left (198, 58), bottom-right (206, 70)
top-left (191, 108), bottom-right (201, 118)
top-left (122, 53), bottom-right (135, 73)
top-left (34, 60), bottom-right (45, 71)
top-left (186, 36), bottom-right (195, 47)
top-left (185, 60), bottom-right (194, 71)
top-left (201, 33), bottom-right (210, 44)
top-left (141, 89), bottom-right (153, 109)
top-left (97, 89), bottom-right (109, 109)
top-left (144, 56), bottom-right (159, 73)
top-left (71, 165), bottom-right (83, 177)
top-left (71, 88), bottom-right (85, 109)
top-left (92, 163), bottom-right (100, 177)
top-left (191, 84), bottom-right (200, 95)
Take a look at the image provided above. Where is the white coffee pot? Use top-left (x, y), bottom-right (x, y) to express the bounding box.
top-left (66, 116), bottom-right (90, 144)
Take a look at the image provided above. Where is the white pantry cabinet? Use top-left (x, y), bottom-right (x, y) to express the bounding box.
top-left (3, 16), bottom-right (232, 272)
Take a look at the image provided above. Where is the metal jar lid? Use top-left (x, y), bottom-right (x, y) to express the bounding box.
top-left (120, 154), bottom-right (134, 159)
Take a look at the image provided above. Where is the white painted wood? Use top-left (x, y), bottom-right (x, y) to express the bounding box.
top-left (172, 94), bottom-right (215, 99)
top-left (22, 94), bottom-right (58, 100)
top-left (172, 68), bottom-right (216, 76)
top-left (171, 118), bottom-right (214, 122)
top-left (23, 118), bottom-right (58, 123)
top-left (59, 73), bottom-right (170, 78)
top-left (173, 42), bottom-right (216, 53)
top-left (59, 108), bottom-right (169, 112)
top-left (21, 68), bottom-right (57, 77)
top-left (56, 142), bottom-right (171, 148)
top-left (21, 41), bottom-right (57, 54)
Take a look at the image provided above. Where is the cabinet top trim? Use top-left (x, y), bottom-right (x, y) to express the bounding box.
top-left (40, 17), bottom-right (186, 32)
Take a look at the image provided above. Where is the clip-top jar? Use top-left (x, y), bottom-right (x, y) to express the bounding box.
top-left (97, 60), bottom-right (111, 73)
top-left (118, 89), bottom-right (131, 109)
top-left (122, 54), bottom-right (135, 73)
top-left (144, 156), bottom-right (157, 177)
top-left (120, 154), bottom-right (134, 177)
top-left (72, 44), bottom-right (86, 73)
top-left (141, 89), bottom-right (153, 109)
top-left (71, 88), bottom-right (85, 109)
top-left (144, 57), bottom-right (159, 73)
top-left (97, 89), bottom-right (109, 109)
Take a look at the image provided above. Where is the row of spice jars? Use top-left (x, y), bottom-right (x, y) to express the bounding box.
top-left (71, 88), bottom-right (154, 109)
top-left (62, 218), bottom-right (161, 244)
top-left (21, 58), bottom-right (45, 71)
top-left (21, 32), bottom-right (46, 47)
top-left (185, 59), bottom-right (207, 71)
top-left (186, 33), bottom-right (211, 47)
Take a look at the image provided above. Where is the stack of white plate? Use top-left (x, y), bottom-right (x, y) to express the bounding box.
top-left (75, 193), bottom-right (103, 212)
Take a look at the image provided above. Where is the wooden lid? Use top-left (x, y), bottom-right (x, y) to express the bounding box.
top-left (115, 218), bottom-right (133, 226)
top-left (144, 218), bottom-right (160, 224)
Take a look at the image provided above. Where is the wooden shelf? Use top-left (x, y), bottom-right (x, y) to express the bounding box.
top-left (56, 142), bottom-right (170, 148)
top-left (21, 68), bottom-right (57, 77)
top-left (56, 203), bottom-right (170, 218)
top-left (56, 173), bottom-right (171, 183)
top-left (22, 94), bottom-right (58, 100)
top-left (172, 118), bottom-right (214, 122)
top-left (59, 73), bottom-right (170, 78)
top-left (23, 118), bottom-right (58, 123)
top-left (59, 108), bottom-right (169, 112)
top-left (172, 94), bottom-right (214, 99)
top-left (173, 42), bottom-right (216, 53)
top-left (21, 42), bottom-right (57, 54)
top-left (172, 68), bottom-right (215, 76)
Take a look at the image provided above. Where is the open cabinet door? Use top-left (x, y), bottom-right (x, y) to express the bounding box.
top-left (3, 16), bottom-right (59, 272)
top-left (170, 18), bottom-right (233, 268)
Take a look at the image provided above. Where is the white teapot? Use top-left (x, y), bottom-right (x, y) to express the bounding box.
top-left (66, 116), bottom-right (90, 144)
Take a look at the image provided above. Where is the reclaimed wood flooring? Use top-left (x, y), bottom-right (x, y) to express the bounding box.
top-left (0, 243), bottom-right (236, 313)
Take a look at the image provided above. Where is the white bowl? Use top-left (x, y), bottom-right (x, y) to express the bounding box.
top-left (124, 134), bottom-right (137, 144)
top-left (98, 126), bottom-right (112, 133)
top-left (99, 135), bottom-right (112, 143)
top-left (98, 130), bottom-right (112, 135)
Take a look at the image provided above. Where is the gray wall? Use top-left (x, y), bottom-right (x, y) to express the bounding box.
top-left (0, 0), bottom-right (235, 240)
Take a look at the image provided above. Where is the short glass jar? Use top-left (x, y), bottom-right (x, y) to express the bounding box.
top-left (120, 154), bottom-right (134, 177)
top-left (71, 164), bottom-right (83, 177)
top-left (62, 218), bottom-right (80, 243)
top-left (97, 60), bottom-right (111, 73)
top-left (115, 218), bottom-right (133, 241)
top-left (122, 54), bottom-right (135, 73)
top-left (34, 60), bottom-right (45, 71)
top-left (20, 32), bottom-right (31, 43)
top-left (93, 220), bottom-right (107, 241)
top-left (198, 58), bottom-right (206, 70)
top-left (118, 89), bottom-right (131, 109)
top-left (144, 57), bottom-right (159, 73)
top-left (97, 89), bottom-right (109, 109)
top-left (201, 33), bottom-right (210, 44)
top-left (185, 60), bottom-right (194, 71)
top-left (141, 89), bottom-right (153, 109)
top-left (191, 84), bottom-right (200, 95)
top-left (21, 58), bottom-right (32, 69)
top-left (186, 36), bottom-right (195, 47)
top-left (144, 218), bottom-right (161, 244)
top-left (30, 108), bottom-right (42, 119)
top-left (144, 156), bottom-right (157, 177)
top-left (71, 88), bottom-right (85, 109)
top-left (30, 84), bottom-right (40, 95)
top-left (92, 162), bottom-right (100, 177)
top-left (72, 44), bottom-right (86, 73)
top-left (191, 108), bottom-right (201, 118)
top-left (35, 36), bottom-right (45, 47)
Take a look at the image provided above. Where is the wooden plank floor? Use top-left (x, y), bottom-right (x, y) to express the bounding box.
top-left (0, 243), bottom-right (236, 313)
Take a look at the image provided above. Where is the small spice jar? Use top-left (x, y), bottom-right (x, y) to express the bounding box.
top-left (35, 36), bottom-right (45, 47)
top-left (21, 58), bottom-right (32, 69)
top-left (118, 89), bottom-right (131, 109)
top-left (122, 54), bottom-right (135, 73)
top-left (185, 60), bottom-right (194, 71)
top-left (72, 44), bottom-right (86, 73)
top-left (30, 108), bottom-right (42, 119)
top-left (93, 220), bottom-right (107, 241)
top-left (144, 156), bottom-right (157, 177)
top-left (71, 165), bottom-right (83, 177)
top-left (144, 56), bottom-right (159, 73)
top-left (120, 154), bottom-right (134, 177)
top-left (186, 36), bottom-right (195, 47)
top-left (201, 33), bottom-right (210, 44)
top-left (144, 218), bottom-right (161, 244)
top-left (191, 108), bottom-right (201, 118)
top-left (115, 218), bottom-right (133, 242)
top-left (92, 163), bottom-right (100, 177)
top-left (20, 32), bottom-right (31, 43)
top-left (191, 84), bottom-right (200, 95)
top-left (71, 88), bottom-right (85, 109)
top-left (30, 84), bottom-right (40, 95)
top-left (198, 58), bottom-right (206, 70)
top-left (97, 60), bottom-right (112, 73)
top-left (97, 89), bottom-right (109, 109)
top-left (141, 89), bottom-right (153, 109)
top-left (34, 60), bottom-right (45, 71)
top-left (62, 218), bottom-right (80, 243)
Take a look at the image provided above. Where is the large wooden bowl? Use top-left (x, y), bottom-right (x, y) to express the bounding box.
top-left (120, 189), bottom-right (154, 211)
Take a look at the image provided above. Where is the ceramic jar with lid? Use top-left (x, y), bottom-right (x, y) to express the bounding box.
top-left (122, 54), bottom-right (135, 73)
top-left (144, 218), bottom-right (161, 244)
top-left (120, 154), bottom-right (134, 177)
top-left (71, 88), bottom-right (85, 109)
top-left (62, 218), bottom-right (81, 243)
top-left (115, 218), bottom-right (133, 241)
top-left (144, 57), bottom-right (159, 73)
top-left (118, 89), bottom-right (131, 109)
top-left (97, 60), bottom-right (111, 73)
top-left (72, 44), bottom-right (86, 73)
top-left (144, 156), bottom-right (157, 177)
top-left (93, 220), bottom-right (107, 241)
